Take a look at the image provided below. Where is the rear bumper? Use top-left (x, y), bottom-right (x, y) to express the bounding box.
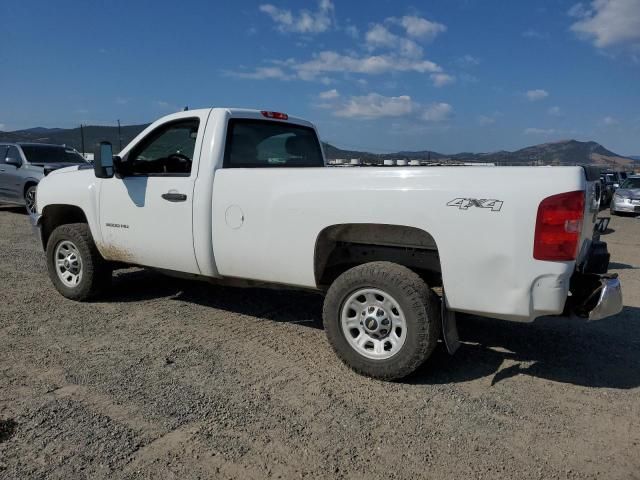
top-left (567, 240), bottom-right (623, 321)
top-left (586, 275), bottom-right (623, 321)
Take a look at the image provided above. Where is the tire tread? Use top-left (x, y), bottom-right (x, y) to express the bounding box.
top-left (323, 261), bottom-right (440, 381)
top-left (46, 223), bottom-right (111, 301)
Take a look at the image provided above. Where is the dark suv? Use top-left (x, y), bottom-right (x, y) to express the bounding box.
top-left (0, 143), bottom-right (87, 214)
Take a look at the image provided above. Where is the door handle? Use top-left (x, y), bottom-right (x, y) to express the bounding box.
top-left (161, 192), bottom-right (187, 202)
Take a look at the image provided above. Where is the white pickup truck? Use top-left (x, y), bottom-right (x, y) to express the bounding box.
top-left (33, 108), bottom-right (623, 380)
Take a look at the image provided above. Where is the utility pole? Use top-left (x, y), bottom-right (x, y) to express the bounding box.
top-left (80, 124), bottom-right (85, 155)
top-left (117, 119), bottom-right (122, 152)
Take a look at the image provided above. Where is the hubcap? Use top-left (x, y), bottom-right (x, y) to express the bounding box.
top-left (25, 187), bottom-right (37, 214)
top-left (340, 288), bottom-right (407, 360)
top-left (54, 241), bottom-right (83, 288)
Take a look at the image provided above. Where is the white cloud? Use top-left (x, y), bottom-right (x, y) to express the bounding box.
top-left (548, 106), bottom-right (562, 116)
top-left (522, 29), bottom-right (550, 39)
top-left (603, 115), bottom-right (620, 125)
top-left (0, 123), bottom-right (5, 130)
top-left (344, 24), bottom-right (359, 38)
top-left (226, 66), bottom-right (292, 80)
top-left (260, 0), bottom-right (334, 34)
top-left (334, 93), bottom-right (414, 119)
top-left (319, 91), bottom-right (453, 123)
top-left (460, 73), bottom-right (479, 83)
top-left (455, 54), bottom-right (480, 67)
top-left (478, 115), bottom-right (496, 126)
top-left (568, 3), bottom-right (591, 18)
top-left (524, 127), bottom-right (558, 135)
top-left (569, 0), bottom-right (640, 49)
top-left (293, 51), bottom-right (441, 80)
top-left (391, 15), bottom-right (447, 40)
top-left (365, 24), bottom-right (397, 48)
top-left (319, 88), bottom-right (339, 99)
top-left (526, 89), bottom-right (549, 101)
top-left (422, 102), bottom-right (453, 122)
top-left (365, 24), bottom-right (423, 58)
top-left (430, 73), bottom-right (455, 87)
top-left (233, 8), bottom-right (452, 85)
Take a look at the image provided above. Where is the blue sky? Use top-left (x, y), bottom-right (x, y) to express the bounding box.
top-left (2, 0), bottom-right (639, 155)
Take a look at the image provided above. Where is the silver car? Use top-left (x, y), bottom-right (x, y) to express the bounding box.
top-left (610, 175), bottom-right (640, 215)
top-left (0, 143), bottom-right (87, 214)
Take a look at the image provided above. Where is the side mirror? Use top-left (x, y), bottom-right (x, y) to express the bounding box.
top-left (5, 157), bottom-right (21, 168)
top-left (94, 141), bottom-right (114, 178)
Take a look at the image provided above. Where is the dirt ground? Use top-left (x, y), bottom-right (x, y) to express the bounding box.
top-left (0, 205), bottom-right (638, 479)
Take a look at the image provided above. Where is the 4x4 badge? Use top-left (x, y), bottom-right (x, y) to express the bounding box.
top-left (447, 198), bottom-right (503, 211)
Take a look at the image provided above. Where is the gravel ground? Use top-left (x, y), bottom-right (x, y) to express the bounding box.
top-left (0, 205), bottom-right (638, 479)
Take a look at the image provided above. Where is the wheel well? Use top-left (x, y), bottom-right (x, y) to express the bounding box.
top-left (23, 181), bottom-right (37, 197)
top-left (314, 224), bottom-right (442, 287)
top-left (40, 205), bottom-right (88, 250)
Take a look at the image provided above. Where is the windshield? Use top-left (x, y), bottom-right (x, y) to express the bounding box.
top-left (620, 178), bottom-right (640, 189)
top-left (20, 145), bottom-right (82, 164)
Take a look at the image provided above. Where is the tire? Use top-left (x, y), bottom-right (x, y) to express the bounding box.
top-left (323, 261), bottom-right (440, 381)
top-left (24, 185), bottom-right (37, 215)
top-left (46, 223), bottom-right (112, 301)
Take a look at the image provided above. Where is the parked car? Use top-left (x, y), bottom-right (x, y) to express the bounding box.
top-left (0, 143), bottom-right (87, 214)
top-left (599, 172), bottom-right (618, 206)
top-left (32, 108), bottom-right (623, 380)
top-left (610, 175), bottom-right (640, 215)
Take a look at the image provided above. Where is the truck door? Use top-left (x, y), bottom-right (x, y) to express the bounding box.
top-left (98, 117), bottom-right (205, 274)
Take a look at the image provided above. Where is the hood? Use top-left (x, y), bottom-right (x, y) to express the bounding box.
top-left (29, 161), bottom-right (85, 170)
top-left (41, 164), bottom-right (86, 176)
top-left (615, 188), bottom-right (640, 200)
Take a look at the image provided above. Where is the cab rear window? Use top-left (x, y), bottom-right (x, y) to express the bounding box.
top-left (224, 119), bottom-right (323, 168)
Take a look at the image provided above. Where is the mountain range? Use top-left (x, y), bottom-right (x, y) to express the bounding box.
top-left (0, 124), bottom-right (636, 168)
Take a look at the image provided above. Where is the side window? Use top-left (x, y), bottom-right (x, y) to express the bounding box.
top-left (0, 146), bottom-right (8, 163)
top-left (125, 119), bottom-right (200, 176)
top-left (224, 120), bottom-right (323, 168)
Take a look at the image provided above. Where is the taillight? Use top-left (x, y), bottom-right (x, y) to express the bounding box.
top-left (261, 111), bottom-right (288, 120)
top-left (533, 190), bottom-right (585, 261)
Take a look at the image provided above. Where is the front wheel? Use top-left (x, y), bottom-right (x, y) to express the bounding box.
top-left (46, 223), bottom-right (112, 301)
top-left (323, 261), bottom-right (441, 381)
top-left (24, 185), bottom-right (37, 215)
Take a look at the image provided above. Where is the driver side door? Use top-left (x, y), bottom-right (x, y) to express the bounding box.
top-left (98, 117), bottom-right (203, 274)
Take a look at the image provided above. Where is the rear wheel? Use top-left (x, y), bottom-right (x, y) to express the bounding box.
top-left (24, 185), bottom-right (37, 215)
top-left (323, 261), bottom-right (440, 381)
top-left (46, 223), bottom-right (112, 301)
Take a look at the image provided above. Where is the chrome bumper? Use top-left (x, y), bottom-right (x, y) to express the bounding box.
top-left (587, 275), bottom-right (623, 321)
top-left (29, 212), bottom-right (41, 227)
top-left (611, 198), bottom-right (640, 213)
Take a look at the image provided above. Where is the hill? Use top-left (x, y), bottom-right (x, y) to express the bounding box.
top-left (326, 139), bottom-right (636, 168)
top-left (0, 125), bottom-right (148, 154)
top-left (0, 124), bottom-right (635, 168)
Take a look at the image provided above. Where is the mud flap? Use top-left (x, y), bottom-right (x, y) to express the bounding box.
top-left (441, 292), bottom-right (460, 355)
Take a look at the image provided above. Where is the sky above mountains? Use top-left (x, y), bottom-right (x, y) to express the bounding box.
top-left (2, 0), bottom-right (639, 154)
